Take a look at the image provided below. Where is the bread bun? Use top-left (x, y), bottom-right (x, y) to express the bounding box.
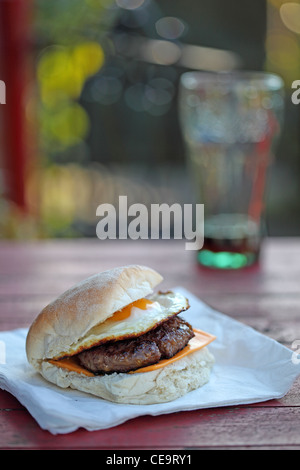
top-left (26, 265), bottom-right (162, 369)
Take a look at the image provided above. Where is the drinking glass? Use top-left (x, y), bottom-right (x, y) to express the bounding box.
top-left (179, 71), bottom-right (284, 269)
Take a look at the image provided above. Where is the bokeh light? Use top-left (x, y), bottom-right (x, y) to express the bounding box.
top-left (37, 41), bottom-right (105, 153)
top-left (155, 17), bottom-right (186, 40)
top-left (280, 2), bottom-right (300, 34)
top-left (115, 0), bottom-right (145, 10)
top-left (266, 0), bottom-right (300, 84)
top-left (38, 42), bottom-right (104, 106)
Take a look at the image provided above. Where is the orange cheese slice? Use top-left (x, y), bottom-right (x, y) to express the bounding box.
top-left (48, 328), bottom-right (216, 377)
top-left (48, 356), bottom-right (95, 377)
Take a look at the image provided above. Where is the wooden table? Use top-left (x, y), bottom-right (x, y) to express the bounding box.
top-left (1, 237), bottom-right (300, 450)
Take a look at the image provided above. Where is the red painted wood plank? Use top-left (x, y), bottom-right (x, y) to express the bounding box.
top-left (1, 403), bottom-right (300, 449)
top-left (0, 390), bottom-right (25, 409)
top-left (0, 239), bottom-right (300, 297)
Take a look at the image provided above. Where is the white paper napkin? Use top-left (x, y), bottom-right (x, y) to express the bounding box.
top-left (0, 287), bottom-right (299, 434)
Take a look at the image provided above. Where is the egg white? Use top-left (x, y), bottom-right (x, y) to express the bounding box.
top-left (67, 291), bottom-right (189, 356)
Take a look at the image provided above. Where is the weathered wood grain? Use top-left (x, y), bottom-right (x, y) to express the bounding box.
top-left (1, 404), bottom-right (300, 450)
top-left (0, 238), bottom-right (300, 449)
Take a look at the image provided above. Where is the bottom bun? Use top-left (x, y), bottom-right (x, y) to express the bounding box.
top-left (40, 347), bottom-right (215, 405)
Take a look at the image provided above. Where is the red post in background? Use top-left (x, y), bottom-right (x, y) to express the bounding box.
top-left (0, 0), bottom-right (32, 212)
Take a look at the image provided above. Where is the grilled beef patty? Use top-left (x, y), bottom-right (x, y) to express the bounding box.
top-left (77, 315), bottom-right (194, 374)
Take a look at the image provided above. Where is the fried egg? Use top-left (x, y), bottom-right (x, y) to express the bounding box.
top-left (65, 291), bottom-right (189, 357)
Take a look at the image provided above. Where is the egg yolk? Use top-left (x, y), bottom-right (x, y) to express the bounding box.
top-left (109, 298), bottom-right (154, 323)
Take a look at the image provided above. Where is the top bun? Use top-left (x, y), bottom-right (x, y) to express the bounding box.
top-left (26, 265), bottom-right (163, 369)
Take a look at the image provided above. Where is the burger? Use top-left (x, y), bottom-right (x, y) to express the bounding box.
top-left (26, 265), bottom-right (215, 405)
